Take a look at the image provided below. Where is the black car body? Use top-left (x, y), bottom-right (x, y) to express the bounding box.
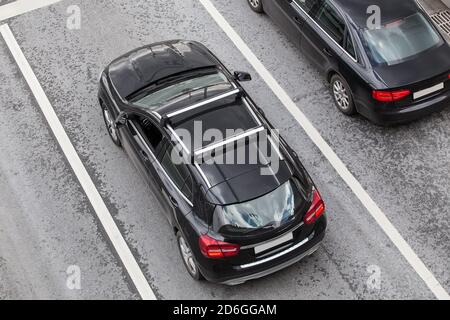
top-left (250, 0), bottom-right (450, 125)
top-left (98, 40), bottom-right (327, 284)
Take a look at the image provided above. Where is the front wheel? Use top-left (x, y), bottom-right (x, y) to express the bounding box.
top-left (247, 0), bottom-right (264, 13)
top-left (177, 232), bottom-right (203, 281)
top-left (102, 103), bottom-right (121, 147)
top-left (330, 74), bottom-right (356, 116)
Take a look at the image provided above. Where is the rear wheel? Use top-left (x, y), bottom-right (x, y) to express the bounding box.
top-left (177, 231), bottom-right (203, 281)
top-left (330, 74), bottom-right (356, 116)
top-left (102, 103), bottom-right (121, 147)
top-left (247, 0), bottom-right (264, 13)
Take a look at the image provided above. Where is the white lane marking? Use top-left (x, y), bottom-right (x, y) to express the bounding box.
top-left (0, 23), bottom-right (156, 300)
top-left (198, 0), bottom-right (450, 300)
top-left (0, 0), bottom-right (62, 21)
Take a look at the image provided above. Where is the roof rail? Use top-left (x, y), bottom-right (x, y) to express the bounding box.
top-left (167, 124), bottom-right (213, 188)
top-left (193, 125), bottom-right (266, 159)
top-left (166, 124), bottom-right (190, 155)
top-left (160, 88), bottom-right (241, 126)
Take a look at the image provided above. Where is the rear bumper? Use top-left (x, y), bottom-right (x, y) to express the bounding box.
top-left (221, 240), bottom-right (321, 286)
top-left (198, 216), bottom-right (326, 285)
top-left (358, 90), bottom-right (450, 125)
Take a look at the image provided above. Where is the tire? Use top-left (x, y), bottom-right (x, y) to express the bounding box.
top-left (176, 231), bottom-right (203, 281)
top-left (247, 0), bottom-right (264, 13)
top-left (101, 103), bottom-right (121, 147)
top-left (330, 74), bottom-right (356, 116)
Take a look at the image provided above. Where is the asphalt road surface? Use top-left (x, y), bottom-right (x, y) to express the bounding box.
top-left (0, 0), bottom-right (448, 300)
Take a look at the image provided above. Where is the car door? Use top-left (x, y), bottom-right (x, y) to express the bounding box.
top-left (117, 113), bottom-right (160, 184)
top-left (155, 140), bottom-right (194, 226)
top-left (262, 0), bottom-right (311, 47)
top-left (115, 108), bottom-right (177, 213)
top-left (297, 0), bottom-right (345, 72)
top-left (135, 117), bottom-right (190, 223)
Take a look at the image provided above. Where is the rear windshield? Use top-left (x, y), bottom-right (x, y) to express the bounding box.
top-left (130, 69), bottom-right (233, 110)
top-left (212, 180), bottom-right (305, 235)
top-left (361, 13), bottom-right (442, 66)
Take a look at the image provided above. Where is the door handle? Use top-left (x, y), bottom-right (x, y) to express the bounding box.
top-left (139, 150), bottom-right (150, 162)
top-left (323, 48), bottom-right (333, 57)
top-left (169, 195), bottom-right (178, 207)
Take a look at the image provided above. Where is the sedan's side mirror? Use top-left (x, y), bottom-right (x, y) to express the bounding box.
top-left (115, 111), bottom-right (128, 127)
top-left (234, 71), bottom-right (252, 82)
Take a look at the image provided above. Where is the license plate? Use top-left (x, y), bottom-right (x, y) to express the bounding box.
top-left (254, 232), bottom-right (293, 254)
top-left (413, 83), bottom-right (444, 100)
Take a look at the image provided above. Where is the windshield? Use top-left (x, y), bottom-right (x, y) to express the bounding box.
top-left (212, 180), bottom-right (304, 235)
top-left (129, 69), bottom-right (233, 110)
top-left (362, 13), bottom-right (442, 66)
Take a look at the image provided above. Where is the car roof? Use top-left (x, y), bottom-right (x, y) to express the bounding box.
top-left (164, 90), bottom-right (294, 205)
top-left (108, 40), bottom-right (219, 99)
top-left (172, 94), bottom-right (258, 145)
top-left (199, 144), bottom-right (293, 205)
top-left (332, 0), bottom-right (420, 28)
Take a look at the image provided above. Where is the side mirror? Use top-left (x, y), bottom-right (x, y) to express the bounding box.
top-left (115, 111), bottom-right (128, 127)
top-left (234, 71), bottom-right (252, 82)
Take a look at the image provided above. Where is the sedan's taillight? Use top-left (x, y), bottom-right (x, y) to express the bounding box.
top-left (199, 235), bottom-right (240, 259)
top-left (448, 74), bottom-right (450, 79)
top-left (304, 188), bottom-right (325, 225)
top-left (372, 89), bottom-right (411, 102)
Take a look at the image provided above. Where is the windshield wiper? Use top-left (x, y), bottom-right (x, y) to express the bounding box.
top-left (239, 222), bottom-right (277, 235)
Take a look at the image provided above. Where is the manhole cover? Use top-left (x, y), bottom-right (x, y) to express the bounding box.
top-left (431, 10), bottom-right (450, 36)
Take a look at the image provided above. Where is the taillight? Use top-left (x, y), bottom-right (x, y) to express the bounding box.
top-left (304, 188), bottom-right (325, 225)
top-left (448, 74), bottom-right (450, 79)
top-left (199, 235), bottom-right (240, 259)
top-left (372, 89), bottom-right (411, 102)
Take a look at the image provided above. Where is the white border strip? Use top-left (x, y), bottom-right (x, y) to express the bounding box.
top-left (0, 24), bottom-right (156, 300)
top-left (198, 0), bottom-right (449, 300)
top-left (0, 0), bottom-right (62, 21)
top-left (194, 126), bottom-right (265, 156)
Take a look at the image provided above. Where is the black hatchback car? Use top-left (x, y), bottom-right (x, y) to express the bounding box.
top-left (98, 40), bottom-right (326, 284)
top-left (248, 0), bottom-right (450, 125)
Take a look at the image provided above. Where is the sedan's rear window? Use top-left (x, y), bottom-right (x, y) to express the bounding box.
top-left (362, 13), bottom-right (442, 66)
top-left (212, 180), bottom-right (305, 235)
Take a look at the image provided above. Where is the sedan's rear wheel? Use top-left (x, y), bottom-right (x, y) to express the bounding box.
top-left (177, 232), bottom-right (203, 281)
top-left (102, 103), bottom-right (121, 147)
top-left (330, 74), bottom-right (356, 116)
top-left (247, 0), bottom-right (264, 13)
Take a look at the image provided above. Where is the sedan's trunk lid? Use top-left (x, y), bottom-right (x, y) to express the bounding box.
top-left (373, 44), bottom-right (450, 108)
top-left (373, 44), bottom-right (450, 89)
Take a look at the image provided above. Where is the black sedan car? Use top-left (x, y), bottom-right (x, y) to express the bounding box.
top-left (248, 0), bottom-right (450, 125)
top-left (98, 40), bottom-right (326, 284)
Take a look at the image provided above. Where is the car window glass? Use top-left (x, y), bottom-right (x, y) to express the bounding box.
top-left (293, 0), bottom-right (321, 14)
top-left (344, 31), bottom-right (356, 59)
top-left (361, 13), bottom-right (442, 66)
top-left (161, 144), bottom-right (192, 200)
top-left (138, 116), bottom-right (163, 150)
top-left (212, 180), bottom-right (305, 235)
top-left (181, 175), bottom-right (193, 200)
top-left (315, 1), bottom-right (346, 46)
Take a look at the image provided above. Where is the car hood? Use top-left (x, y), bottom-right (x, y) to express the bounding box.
top-left (373, 43), bottom-right (450, 88)
top-left (107, 40), bottom-right (217, 98)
